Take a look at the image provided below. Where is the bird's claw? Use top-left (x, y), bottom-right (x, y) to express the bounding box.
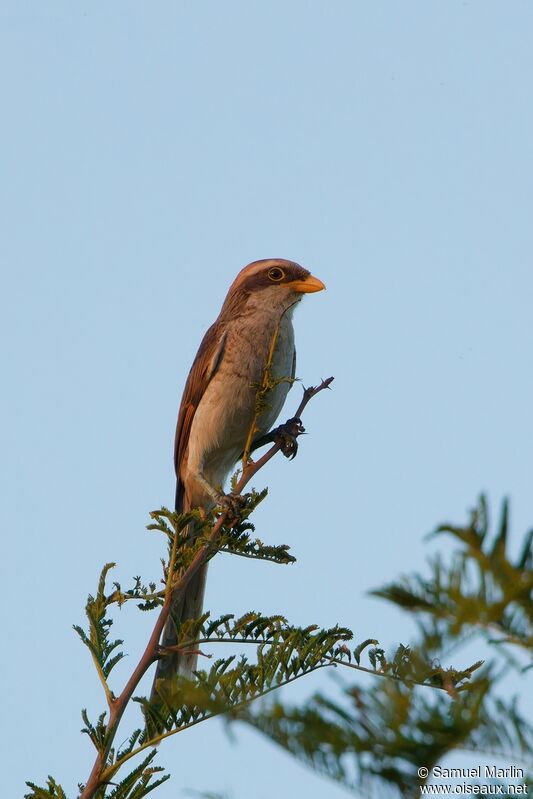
top-left (215, 492), bottom-right (246, 521)
top-left (274, 417), bottom-right (305, 460)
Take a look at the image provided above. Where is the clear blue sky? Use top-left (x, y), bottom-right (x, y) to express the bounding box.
top-left (2, 2), bottom-right (533, 797)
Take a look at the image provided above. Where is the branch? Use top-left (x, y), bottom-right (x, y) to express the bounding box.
top-left (237, 377), bottom-right (334, 487)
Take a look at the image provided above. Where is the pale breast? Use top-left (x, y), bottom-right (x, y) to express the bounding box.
top-left (256, 313), bottom-right (295, 435)
top-left (185, 307), bottom-right (295, 499)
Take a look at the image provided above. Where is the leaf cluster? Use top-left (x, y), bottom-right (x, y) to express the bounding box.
top-left (141, 616), bottom-right (353, 737)
top-left (374, 496), bottom-right (533, 657)
top-left (242, 667), bottom-right (533, 798)
top-left (25, 495), bottom-right (347, 798)
top-left (242, 497), bottom-right (533, 798)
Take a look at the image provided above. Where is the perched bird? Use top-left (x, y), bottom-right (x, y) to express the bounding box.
top-left (151, 258), bottom-right (325, 702)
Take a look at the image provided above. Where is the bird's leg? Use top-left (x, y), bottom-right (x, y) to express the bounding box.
top-left (195, 469), bottom-right (246, 521)
top-left (215, 492), bottom-right (247, 520)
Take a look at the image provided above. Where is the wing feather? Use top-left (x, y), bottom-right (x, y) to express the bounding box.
top-left (174, 323), bottom-right (227, 510)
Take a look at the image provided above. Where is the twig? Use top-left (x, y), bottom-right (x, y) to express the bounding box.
top-left (236, 377), bottom-right (334, 488)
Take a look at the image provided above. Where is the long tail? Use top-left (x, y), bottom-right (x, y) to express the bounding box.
top-left (149, 485), bottom-right (207, 709)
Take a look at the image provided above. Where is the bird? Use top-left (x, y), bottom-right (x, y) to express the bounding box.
top-left (150, 258), bottom-right (325, 706)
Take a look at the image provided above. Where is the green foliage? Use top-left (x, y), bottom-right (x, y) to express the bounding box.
top-left (27, 494), bottom-right (370, 798)
top-left (241, 668), bottom-right (533, 797)
top-left (140, 617), bottom-right (353, 738)
top-left (25, 777), bottom-right (68, 799)
top-left (242, 497), bottom-right (533, 797)
top-left (186, 793), bottom-right (230, 799)
top-left (146, 489), bottom-right (291, 576)
top-left (104, 751), bottom-right (170, 798)
top-left (73, 563), bottom-right (125, 703)
top-left (374, 496), bottom-right (533, 657)
top-left (28, 487), bottom-right (525, 799)
top-left (109, 576), bottom-right (162, 613)
top-left (218, 521), bottom-right (296, 564)
top-left (335, 639), bottom-right (483, 695)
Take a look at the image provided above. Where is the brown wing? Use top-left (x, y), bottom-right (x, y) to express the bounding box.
top-left (174, 322), bottom-right (227, 511)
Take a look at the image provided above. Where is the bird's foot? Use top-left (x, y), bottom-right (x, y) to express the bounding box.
top-left (273, 417), bottom-right (305, 459)
top-left (215, 492), bottom-right (247, 522)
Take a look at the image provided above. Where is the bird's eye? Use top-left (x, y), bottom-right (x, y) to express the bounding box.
top-left (268, 267), bottom-right (285, 282)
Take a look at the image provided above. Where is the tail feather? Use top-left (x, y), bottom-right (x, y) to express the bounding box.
top-left (149, 479), bottom-right (207, 711)
top-left (152, 563), bottom-right (208, 684)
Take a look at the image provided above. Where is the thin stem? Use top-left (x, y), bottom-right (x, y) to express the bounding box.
top-left (241, 302), bottom-right (300, 467)
top-left (329, 659), bottom-right (468, 691)
top-left (237, 377), bottom-right (334, 490)
top-left (164, 517), bottom-right (180, 602)
top-left (107, 589), bottom-right (165, 603)
top-left (218, 548), bottom-right (291, 563)
top-left (89, 653), bottom-right (114, 709)
top-left (241, 320), bottom-right (280, 466)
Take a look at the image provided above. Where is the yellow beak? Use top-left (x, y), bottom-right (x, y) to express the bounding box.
top-left (286, 274), bottom-right (326, 294)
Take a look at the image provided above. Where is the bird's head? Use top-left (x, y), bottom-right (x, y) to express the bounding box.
top-left (222, 258), bottom-right (325, 317)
